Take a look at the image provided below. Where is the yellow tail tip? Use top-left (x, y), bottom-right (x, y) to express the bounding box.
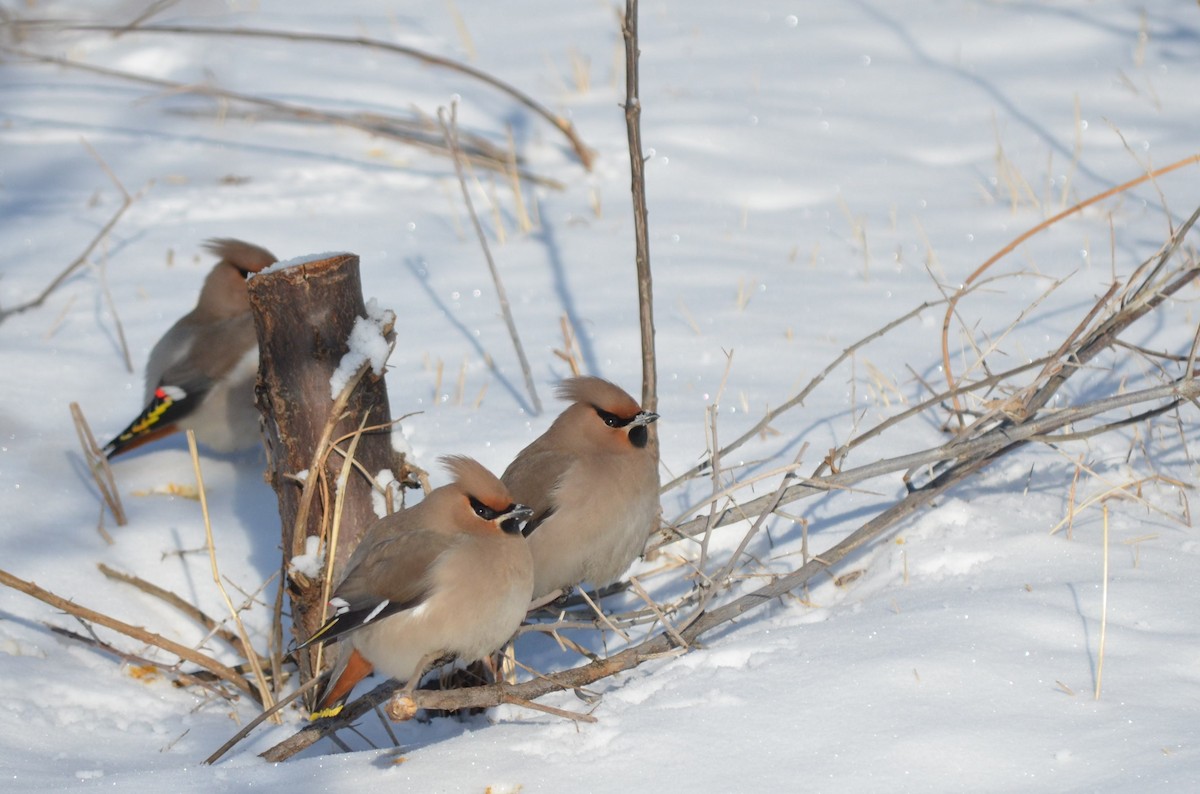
top-left (308, 704), bottom-right (344, 722)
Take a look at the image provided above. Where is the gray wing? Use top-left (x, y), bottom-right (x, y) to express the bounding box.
top-left (299, 527), bottom-right (457, 649)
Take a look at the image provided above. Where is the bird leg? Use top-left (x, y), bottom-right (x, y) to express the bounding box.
top-left (384, 650), bottom-right (445, 722)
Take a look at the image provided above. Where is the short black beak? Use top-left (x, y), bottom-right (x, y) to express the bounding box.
top-left (500, 504), bottom-right (534, 535)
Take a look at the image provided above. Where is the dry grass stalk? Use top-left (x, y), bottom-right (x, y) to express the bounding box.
top-left (187, 432), bottom-right (278, 718)
top-left (95, 255), bottom-right (133, 373)
top-left (286, 363), bottom-right (372, 586)
top-left (70, 401), bottom-right (125, 533)
top-left (505, 127), bottom-right (534, 234)
top-left (438, 103), bottom-right (543, 415)
top-left (48, 624), bottom-right (235, 700)
top-left (939, 152), bottom-right (1200, 426)
top-left (553, 314), bottom-right (584, 376)
top-left (697, 351), bottom-right (735, 575)
top-left (311, 414), bottom-right (372, 683)
top-left (444, 0), bottom-right (476, 60)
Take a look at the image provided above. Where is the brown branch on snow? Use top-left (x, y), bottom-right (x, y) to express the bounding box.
top-left (97, 563), bottom-right (243, 652)
top-left (0, 567), bottom-right (261, 703)
top-left (0, 141), bottom-right (142, 325)
top-left (258, 370), bottom-right (1200, 761)
top-left (938, 152), bottom-right (1200, 426)
top-left (656, 205), bottom-right (1200, 549)
top-left (249, 205), bottom-right (1200, 762)
top-left (0, 45), bottom-right (564, 189)
top-left (47, 624), bottom-right (239, 700)
top-left (21, 21), bottom-right (597, 171)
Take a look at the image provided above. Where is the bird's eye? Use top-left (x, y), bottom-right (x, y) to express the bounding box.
top-left (469, 496), bottom-right (500, 520)
top-left (596, 407), bottom-right (626, 428)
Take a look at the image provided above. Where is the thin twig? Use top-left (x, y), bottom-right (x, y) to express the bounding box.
top-left (97, 563), bottom-right (242, 650)
top-left (0, 46), bottom-right (562, 187)
top-left (0, 140), bottom-right (139, 324)
top-left (438, 103), bottom-right (542, 414)
top-left (663, 298), bottom-right (946, 491)
top-left (47, 624), bottom-right (234, 700)
top-left (621, 0), bottom-right (658, 416)
top-left (697, 351), bottom-right (735, 575)
top-left (627, 576), bottom-right (686, 648)
top-left (95, 254), bottom-right (134, 374)
top-left (940, 153), bottom-right (1200, 424)
top-left (29, 21), bottom-right (596, 170)
top-left (0, 567), bottom-right (259, 702)
top-left (205, 674), bottom-right (327, 765)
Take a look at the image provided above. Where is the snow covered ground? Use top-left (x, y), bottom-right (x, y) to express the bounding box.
top-left (2, 1), bottom-right (1199, 790)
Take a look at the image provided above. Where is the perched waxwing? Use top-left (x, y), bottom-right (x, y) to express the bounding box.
top-left (301, 455), bottom-right (534, 719)
top-left (103, 238), bottom-right (276, 458)
top-left (502, 376), bottom-right (660, 600)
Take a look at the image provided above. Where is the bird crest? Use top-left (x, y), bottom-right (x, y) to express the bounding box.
top-left (557, 376), bottom-right (643, 417)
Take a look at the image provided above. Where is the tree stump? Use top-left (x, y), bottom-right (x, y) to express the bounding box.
top-left (248, 252), bottom-right (407, 693)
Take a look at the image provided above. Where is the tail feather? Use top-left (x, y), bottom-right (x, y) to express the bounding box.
top-left (309, 647), bottom-right (374, 721)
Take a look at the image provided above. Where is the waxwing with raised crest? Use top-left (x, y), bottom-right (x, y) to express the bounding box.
top-left (502, 376), bottom-right (660, 600)
top-left (103, 238), bottom-right (277, 458)
top-left (301, 456), bottom-right (534, 718)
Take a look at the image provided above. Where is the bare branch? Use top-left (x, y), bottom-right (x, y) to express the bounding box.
top-left (621, 0), bottom-right (658, 417)
top-left (0, 567), bottom-right (260, 702)
top-left (0, 45), bottom-right (563, 188)
top-left (0, 141), bottom-right (140, 324)
top-left (24, 21), bottom-right (596, 170)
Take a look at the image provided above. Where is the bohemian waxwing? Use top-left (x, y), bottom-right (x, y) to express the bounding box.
top-left (502, 376), bottom-right (660, 600)
top-left (301, 455), bottom-right (534, 718)
top-left (103, 238), bottom-right (276, 458)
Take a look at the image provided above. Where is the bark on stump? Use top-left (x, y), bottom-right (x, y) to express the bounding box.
top-left (247, 252), bottom-right (405, 693)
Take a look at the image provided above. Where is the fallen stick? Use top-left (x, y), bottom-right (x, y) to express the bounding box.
top-left (0, 568), bottom-right (260, 703)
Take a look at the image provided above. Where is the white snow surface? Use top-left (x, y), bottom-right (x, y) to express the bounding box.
top-left (257, 250), bottom-right (354, 276)
top-left (2, 1), bottom-right (1199, 791)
